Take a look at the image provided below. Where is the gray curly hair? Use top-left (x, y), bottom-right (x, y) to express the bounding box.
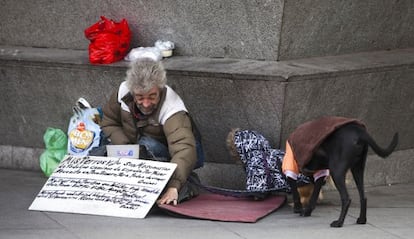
top-left (125, 59), bottom-right (167, 93)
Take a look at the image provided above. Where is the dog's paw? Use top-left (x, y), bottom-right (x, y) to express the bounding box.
top-left (330, 220), bottom-right (344, 228)
top-left (356, 217), bottom-right (367, 224)
top-left (301, 207), bottom-right (313, 217)
top-left (293, 203), bottom-right (302, 214)
top-left (293, 207), bottom-right (302, 214)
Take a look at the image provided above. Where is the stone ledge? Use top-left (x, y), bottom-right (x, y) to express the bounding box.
top-left (1, 45), bottom-right (413, 81)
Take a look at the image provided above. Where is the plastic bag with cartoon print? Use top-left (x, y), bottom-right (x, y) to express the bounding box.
top-left (67, 98), bottom-right (102, 156)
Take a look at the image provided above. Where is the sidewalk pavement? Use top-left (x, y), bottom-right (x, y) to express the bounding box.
top-left (1, 168), bottom-right (413, 239)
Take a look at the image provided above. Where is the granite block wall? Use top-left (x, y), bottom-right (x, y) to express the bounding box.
top-left (1, 0), bottom-right (412, 60)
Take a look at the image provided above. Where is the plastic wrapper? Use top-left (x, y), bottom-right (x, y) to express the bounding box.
top-left (124, 47), bottom-right (163, 61)
top-left (125, 40), bottom-right (175, 61)
top-left (67, 98), bottom-right (102, 156)
top-left (39, 128), bottom-right (68, 177)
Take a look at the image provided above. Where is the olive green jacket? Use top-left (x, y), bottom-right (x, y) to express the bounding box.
top-left (100, 82), bottom-right (197, 190)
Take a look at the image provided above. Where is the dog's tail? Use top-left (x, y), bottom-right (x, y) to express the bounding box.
top-left (362, 131), bottom-right (399, 158)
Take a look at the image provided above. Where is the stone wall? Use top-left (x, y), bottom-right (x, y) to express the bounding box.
top-left (1, 0), bottom-right (413, 60)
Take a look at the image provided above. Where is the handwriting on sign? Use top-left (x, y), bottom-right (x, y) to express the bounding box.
top-left (29, 155), bottom-right (177, 218)
top-left (37, 189), bottom-right (148, 210)
top-left (46, 177), bottom-right (161, 196)
top-left (56, 156), bottom-right (169, 184)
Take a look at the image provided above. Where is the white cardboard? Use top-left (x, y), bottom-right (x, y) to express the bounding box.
top-left (29, 155), bottom-right (176, 218)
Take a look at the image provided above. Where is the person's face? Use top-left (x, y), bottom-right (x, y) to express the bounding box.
top-left (133, 86), bottom-right (161, 115)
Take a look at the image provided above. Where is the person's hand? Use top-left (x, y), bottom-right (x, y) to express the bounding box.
top-left (157, 187), bottom-right (178, 205)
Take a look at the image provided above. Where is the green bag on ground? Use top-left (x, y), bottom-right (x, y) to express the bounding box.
top-left (39, 127), bottom-right (68, 177)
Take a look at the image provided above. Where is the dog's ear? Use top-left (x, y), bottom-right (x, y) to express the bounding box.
top-left (226, 128), bottom-right (241, 162)
top-left (298, 184), bottom-right (313, 207)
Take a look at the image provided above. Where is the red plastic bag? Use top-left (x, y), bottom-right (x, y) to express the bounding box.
top-left (84, 16), bottom-right (131, 64)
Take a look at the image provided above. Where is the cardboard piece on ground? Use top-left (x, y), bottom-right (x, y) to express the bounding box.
top-left (159, 193), bottom-right (286, 223)
top-left (29, 155), bottom-right (176, 218)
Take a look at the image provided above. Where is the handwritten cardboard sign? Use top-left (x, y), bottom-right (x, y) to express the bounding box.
top-left (29, 155), bottom-right (176, 218)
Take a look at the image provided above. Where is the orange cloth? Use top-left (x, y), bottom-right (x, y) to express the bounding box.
top-left (282, 141), bottom-right (329, 181)
top-left (282, 141), bottom-right (299, 176)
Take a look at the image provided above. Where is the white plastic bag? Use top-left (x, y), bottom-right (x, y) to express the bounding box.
top-left (124, 40), bottom-right (175, 61)
top-left (67, 98), bottom-right (102, 156)
top-left (154, 40), bottom-right (175, 57)
top-left (124, 47), bottom-right (163, 61)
